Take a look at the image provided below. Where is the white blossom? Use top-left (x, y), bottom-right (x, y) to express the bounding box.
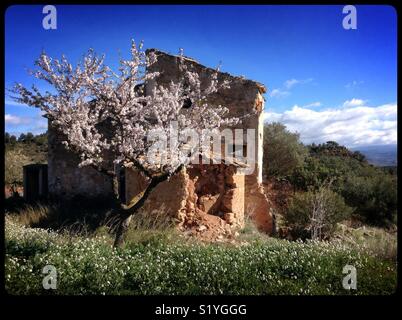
top-left (11, 40), bottom-right (239, 176)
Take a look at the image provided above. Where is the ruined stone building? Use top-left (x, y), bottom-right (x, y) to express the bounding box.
top-left (48, 50), bottom-right (274, 238)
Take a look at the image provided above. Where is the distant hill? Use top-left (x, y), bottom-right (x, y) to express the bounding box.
top-left (5, 132), bottom-right (48, 185)
top-left (352, 144), bottom-right (397, 167)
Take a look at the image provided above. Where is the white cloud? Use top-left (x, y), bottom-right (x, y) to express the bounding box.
top-left (5, 112), bottom-right (47, 133)
top-left (270, 78), bottom-right (314, 99)
top-left (264, 102), bottom-right (397, 147)
top-left (269, 88), bottom-right (290, 98)
top-left (284, 79), bottom-right (299, 89)
top-left (302, 101), bottom-right (321, 108)
top-left (5, 114), bottom-right (30, 125)
top-left (342, 98), bottom-right (367, 108)
top-left (284, 78), bottom-right (313, 89)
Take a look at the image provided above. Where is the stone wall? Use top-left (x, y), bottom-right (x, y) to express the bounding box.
top-left (47, 123), bottom-right (114, 200)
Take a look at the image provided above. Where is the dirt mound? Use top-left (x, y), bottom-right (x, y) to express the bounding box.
top-left (179, 208), bottom-right (240, 242)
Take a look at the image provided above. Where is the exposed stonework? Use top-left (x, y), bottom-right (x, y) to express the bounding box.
top-left (48, 124), bottom-right (114, 199)
top-left (47, 49), bottom-right (274, 237)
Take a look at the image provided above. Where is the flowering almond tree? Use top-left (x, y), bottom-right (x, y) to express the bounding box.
top-left (11, 40), bottom-right (239, 246)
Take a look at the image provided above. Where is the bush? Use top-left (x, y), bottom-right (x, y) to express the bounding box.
top-left (263, 122), bottom-right (307, 178)
top-left (290, 153), bottom-right (367, 191)
top-left (285, 185), bottom-right (354, 240)
top-left (288, 140), bottom-right (397, 227)
top-left (340, 174), bottom-right (397, 226)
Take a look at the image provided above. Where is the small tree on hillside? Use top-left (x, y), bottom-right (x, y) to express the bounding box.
top-left (285, 180), bottom-right (353, 240)
top-left (263, 122), bottom-right (307, 179)
top-left (25, 132), bottom-right (34, 143)
top-left (17, 133), bottom-right (26, 142)
top-left (10, 40), bottom-right (240, 246)
top-left (9, 134), bottom-right (17, 144)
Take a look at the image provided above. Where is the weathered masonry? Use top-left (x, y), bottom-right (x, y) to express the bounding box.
top-left (48, 50), bottom-right (274, 235)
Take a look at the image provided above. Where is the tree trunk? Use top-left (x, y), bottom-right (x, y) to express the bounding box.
top-left (114, 214), bottom-right (132, 247)
top-left (111, 164), bottom-right (184, 247)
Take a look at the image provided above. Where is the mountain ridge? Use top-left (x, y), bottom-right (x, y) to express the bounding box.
top-left (351, 144), bottom-right (397, 167)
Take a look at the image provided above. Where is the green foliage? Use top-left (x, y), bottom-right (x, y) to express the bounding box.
top-left (33, 132), bottom-right (48, 146)
top-left (24, 132), bottom-right (34, 143)
top-left (290, 142), bottom-right (370, 191)
top-left (285, 140), bottom-right (397, 226)
top-left (5, 131), bottom-right (48, 147)
top-left (286, 186), bottom-right (354, 240)
top-left (5, 218), bottom-right (397, 295)
top-left (4, 132), bottom-right (17, 144)
top-left (17, 133), bottom-right (26, 142)
top-left (263, 122), bottom-right (307, 178)
top-left (309, 141), bottom-right (366, 161)
top-left (340, 174), bottom-right (397, 226)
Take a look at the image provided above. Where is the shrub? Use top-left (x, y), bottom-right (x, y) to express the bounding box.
top-left (263, 122), bottom-right (307, 178)
top-left (285, 185), bottom-right (354, 240)
top-left (340, 174), bottom-right (397, 226)
top-left (288, 140), bottom-right (397, 227)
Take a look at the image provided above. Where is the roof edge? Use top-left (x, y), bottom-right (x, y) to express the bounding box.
top-left (146, 48), bottom-right (267, 94)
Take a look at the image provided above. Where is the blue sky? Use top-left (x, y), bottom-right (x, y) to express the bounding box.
top-left (5, 5), bottom-right (397, 147)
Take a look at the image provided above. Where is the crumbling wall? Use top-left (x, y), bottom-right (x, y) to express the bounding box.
top-left (145, 50), bottom-right (273, 234)
top-left (133, 167), bottom-right (191, 221)
top-left (244, 91), bottom-right (274, 233)
top-left (125, 164), bottom-right (245, 231)
top-left (188, 164), bottom-right (245, 229)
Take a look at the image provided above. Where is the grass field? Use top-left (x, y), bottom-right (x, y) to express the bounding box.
top-left (5, 214), bottom-right (397, 295)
